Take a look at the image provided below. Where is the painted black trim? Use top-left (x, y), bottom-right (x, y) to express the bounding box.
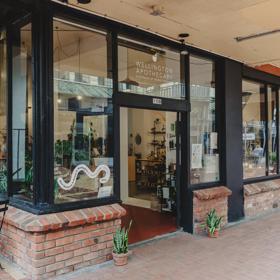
top-left (32, 0), bottom-right (54, 207)
top-left (264, 84), bottom-right (269, 176)
top-left (9, 196), bottom-right (120, 215)
top-left (181, 54), bottom-right (192, 232)
top-left (243, 65), bottom-right (280, 86)
top-left (115, 92), bottom-right (188, 112)
top-left (243, 174), bottom-right (280, 185)
top-left (112, 30), bottom-right (120, 202)
top-left (225, 60), bottom-right (244, 221)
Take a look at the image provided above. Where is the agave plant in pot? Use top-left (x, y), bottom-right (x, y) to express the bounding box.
top-left (203, 209), bottom-right (222, 238)
top-left (112, 220), bottom-right (132, 266)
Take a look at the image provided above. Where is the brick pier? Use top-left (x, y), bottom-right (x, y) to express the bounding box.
top-left (0, 204), bottom-right (126, 279)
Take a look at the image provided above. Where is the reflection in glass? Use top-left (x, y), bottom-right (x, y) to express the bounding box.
top-left (242, 80), bottom-right (266, 179)
top-left (53, 20), bottom-right (113, 203)
top-left (118, 38), bottom-right (184, 99)
top-left (12, 23), bottom-right (33, 200)
top-left (267, 86), bottom-right (277, 175)
top-left (189, 56), bottom-right (219, 184)
top-left (0, 31), bottom-right (7, 196)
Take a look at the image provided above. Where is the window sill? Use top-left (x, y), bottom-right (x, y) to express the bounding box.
top-left (4, 203), bottom-right (126, 233)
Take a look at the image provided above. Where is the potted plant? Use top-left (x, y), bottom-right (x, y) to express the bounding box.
top-left (203, 209), bottom-right (222, 238)
top-left (112, 221), bottom-right (132, 266)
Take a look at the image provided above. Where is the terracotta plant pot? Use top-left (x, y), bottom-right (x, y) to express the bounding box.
top-left (112, 252), bottom-right (129, 266)
top-left (207, 228), bottom-right (219, 238)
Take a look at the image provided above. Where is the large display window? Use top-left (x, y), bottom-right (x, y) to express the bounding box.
top-left (242, 80), bottom-right (279, 179)
top-left (11, 21), bottom-right (33, 201)
top-left (189, 55), bottom-right (219, 184)
top-left (118, 37), bottom-right (184, 100)
top-left (0, 30), bottom-right (7, 197)
top-left (53, 19), bottom-right (114, 203)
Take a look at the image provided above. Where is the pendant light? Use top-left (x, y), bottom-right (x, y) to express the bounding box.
top-left (178, 33), bottom-right (189, 55)
top-left (120, 47), bottom-right (139, 87)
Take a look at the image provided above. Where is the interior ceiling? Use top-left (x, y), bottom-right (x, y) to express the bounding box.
top-left (61, 0), bottom-right (280, 68)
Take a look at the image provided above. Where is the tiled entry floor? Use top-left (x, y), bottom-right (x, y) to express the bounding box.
top-left (3, 211), bottom-right (280, 280)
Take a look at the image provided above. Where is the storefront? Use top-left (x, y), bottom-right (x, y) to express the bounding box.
top-left (1, 0), bottom-right (280, 278)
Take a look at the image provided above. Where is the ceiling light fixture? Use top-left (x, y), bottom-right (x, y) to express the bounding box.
top-left (178, 33), bottom-right (189, 55)
top-left (152, 52), bottom-right (158, 62)
top-left (77, 0), bottom-right (91, 4)
top-left (150, 5), bottom-right (165, 16)
top-left (235, 29), bottom-right (280, 42)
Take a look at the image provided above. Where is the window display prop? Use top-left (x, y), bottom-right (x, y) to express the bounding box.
top-left (57, 164), bottom-right (110, 190)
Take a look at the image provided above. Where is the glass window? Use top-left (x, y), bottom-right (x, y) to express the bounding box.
top-left (0, 30), bottom-right (7, 196)
top-left (190, 56), bottom-right (219, 184)
top-left (118, 38), bottom-right (184, 99)
top-left (267, 86), bottom-right (277, 175)
top-left (12, 22), bottom-right (33, 200)
top-left (53, 19), bottom-right (113, 203)
top-left (242, 80), bottom-right (266, 179)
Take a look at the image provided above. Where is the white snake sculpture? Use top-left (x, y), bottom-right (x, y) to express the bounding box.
top-left (57, 164), bottom-right (111, 191)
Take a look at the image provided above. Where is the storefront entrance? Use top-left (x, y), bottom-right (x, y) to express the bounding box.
top-left (120, 107), bottom-right (179, 243)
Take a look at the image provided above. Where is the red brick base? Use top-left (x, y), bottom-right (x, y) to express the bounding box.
top-left (193, 186), bottom-right (232, 234)
top-left (244, 179), bottom-right (280, 218)
top-left (0, 204), bottom-right (126, 279)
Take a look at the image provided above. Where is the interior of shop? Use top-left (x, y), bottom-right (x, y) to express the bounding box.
top-left (242, 80), bottom-right (277, 179)
top-left (120, 108), bottom-right (178, 243)
top-left (52, 20), bottom-right (114, 203)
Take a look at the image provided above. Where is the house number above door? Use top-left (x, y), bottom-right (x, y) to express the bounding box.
top-left (152, 98), bottom-right (162, 105)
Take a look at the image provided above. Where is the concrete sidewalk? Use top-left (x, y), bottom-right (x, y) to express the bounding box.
top-left (54, 211), bottom-right (280, 280)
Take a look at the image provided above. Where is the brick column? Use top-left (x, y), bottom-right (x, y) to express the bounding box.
top-left (0, 204), bottom-right (126, 279)
top-left (193, 186), bottom-right (232, 234)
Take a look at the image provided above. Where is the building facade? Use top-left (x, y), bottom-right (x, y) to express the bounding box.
top-left (1, 0), bottom-right (280, 278)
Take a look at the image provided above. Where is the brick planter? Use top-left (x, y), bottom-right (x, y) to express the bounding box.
top-left (244, 179), bottom-right (280, 218)
top-left (0, 204), bottom-right (126, 279)
top-left (193, 186), bottom-right (232, 234)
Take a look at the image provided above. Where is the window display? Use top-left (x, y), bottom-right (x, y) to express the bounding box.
top-left (242, 80), bottom-right (266, 179)
top-left (53, 19), bottom-right (113, 203)
top-left (12, 22), bottom-right (33, 200)
top-left (267, 86), bottom-right (277, 175)
top-left (0, 30), bottom-right (7, 196)
top-left (190, 56), bottom-right (219, 184)
top-left (118, 37), bottom-right (184, 100)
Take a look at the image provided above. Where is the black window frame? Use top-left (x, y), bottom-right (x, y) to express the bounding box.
top-left (243, 66), bottom-right (280, 184)
top-left (188, 54), bottom-right (225, 190)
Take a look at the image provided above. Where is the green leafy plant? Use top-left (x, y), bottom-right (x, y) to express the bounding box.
top-left (203, 209), bottom-right (222, 236)
top-left (269, 152), bottom-right (277, 164)
top-left (0, 165), bottom-right (7, 193)
top-left (113, 221), bottom-right (132, 254)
